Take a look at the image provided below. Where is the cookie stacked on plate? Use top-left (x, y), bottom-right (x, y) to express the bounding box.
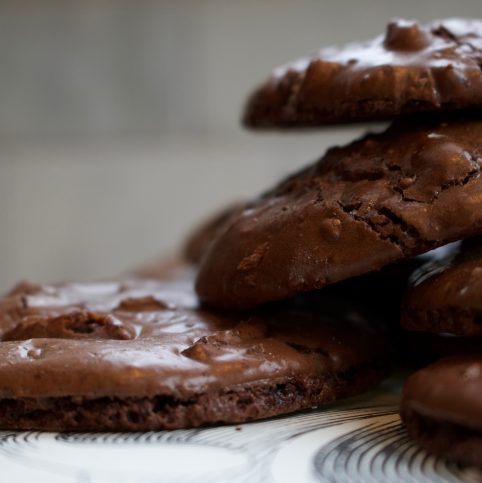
top-left (193, 18), bottom-right (482, 468)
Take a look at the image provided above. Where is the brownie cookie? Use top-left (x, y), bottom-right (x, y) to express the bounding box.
top-left (402, 237), bottom-right (482, 336)
top-left (401, 355), bottom-right (482, 469)
top-left (0, 275), bottom-right (389, 431)
top-left (196, 117), bottom-right (482, 309)
top-left (244, 19), bottom-right (482, 128)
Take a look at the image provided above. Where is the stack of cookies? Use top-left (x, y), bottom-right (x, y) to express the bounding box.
top-left (400, 239), bottom-right (482, 468)
top-left (194, 18), bottom-right (482, 468)
top-left (0, 17), bottom-right (481, 471)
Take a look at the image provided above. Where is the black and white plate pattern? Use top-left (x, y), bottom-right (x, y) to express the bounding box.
top-left (0, 382), bottom-right (480, 483)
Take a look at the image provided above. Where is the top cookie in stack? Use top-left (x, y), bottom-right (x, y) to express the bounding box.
top-left (196, 18), bottom-right (482, 309)
top-left (244, 19), bottom-right (482, 127)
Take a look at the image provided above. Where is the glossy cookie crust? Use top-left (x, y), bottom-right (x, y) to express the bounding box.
top-left (0, 274), bottom-right (389, 431)
top-left (244, 19), bottom-right (482, 128)
top-left (197, 117), bottom-right (482, 309)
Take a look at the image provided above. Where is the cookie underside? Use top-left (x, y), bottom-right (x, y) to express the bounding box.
top-left (401, 406), bottom-right (482, 469)
top-left (0, 366), bottom-right (384, 431)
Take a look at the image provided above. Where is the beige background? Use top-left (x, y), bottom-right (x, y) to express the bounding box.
top-left (0, 0), bottom-right (480, 290)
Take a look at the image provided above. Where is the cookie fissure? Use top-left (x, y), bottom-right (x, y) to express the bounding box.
top-left (431, 25), bottom-right (458, 43)
top-left (336, 200), bottom-right (402, 251)
top-left (374, 206), bottom-right (423, 251)
top-left (435, 23), bottom-right (482, 62)
top-left (285, 342), bottom-right (330, 358)
top-left (437, 168), bottom-right (480, 197)
top-left (337, 199), bottom-right (422, 254)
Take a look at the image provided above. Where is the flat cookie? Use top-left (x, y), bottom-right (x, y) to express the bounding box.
top-left (402, 237), bottom-right (482, 336)
top-left (0, 275), bottom-right (389, 431)
top-left (244, 19), bottom-right (482, 128)
top-left (401, 355), bottom-right (482, 469)
top-left (196, 117), bottom-right (482, 308)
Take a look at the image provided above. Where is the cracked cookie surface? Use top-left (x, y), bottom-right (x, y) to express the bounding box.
top-left (196, 117), bottom-right (482, 309)
top-left (244, 18), bottom-right (482, 127)
top-left (0, 271), bottom-right (389, 431)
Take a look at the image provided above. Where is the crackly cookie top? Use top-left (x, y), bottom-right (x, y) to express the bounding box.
top-left (0, 274), bottom-right (387, 399)
top-left (244, 19), bottom-right (482, 128)
top-left (196, 117), bottom-right (482, 308)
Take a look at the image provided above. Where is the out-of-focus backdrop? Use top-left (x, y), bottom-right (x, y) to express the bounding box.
top-left (1, 0), bottom-right (480, 290)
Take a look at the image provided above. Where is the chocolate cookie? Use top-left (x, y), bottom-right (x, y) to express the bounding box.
top-left (244, 19), bottom-right (482, 128)
top-left (402, 237), bottom-right (482, 336)
top-left (0, 275), bottom-right (389, 431)
top-left (401, 355), bottom-right (482, 469)
top-left (196, 117), bottom-right (482, 309)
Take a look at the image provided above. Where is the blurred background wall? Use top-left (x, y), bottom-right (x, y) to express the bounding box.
top-left (0, 0), bottom-right (480, 290)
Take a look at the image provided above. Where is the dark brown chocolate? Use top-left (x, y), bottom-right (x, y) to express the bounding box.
top-left (244, 19), bottom-right (482, 128)
top-left (0, 273), bottom-right (389, 431)
top-left (402, 237), bottom-right (482, 336)
top-left (196, 117), bottom-right (482, 309)
top-left (401, 355), bottom-right (482, 469)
